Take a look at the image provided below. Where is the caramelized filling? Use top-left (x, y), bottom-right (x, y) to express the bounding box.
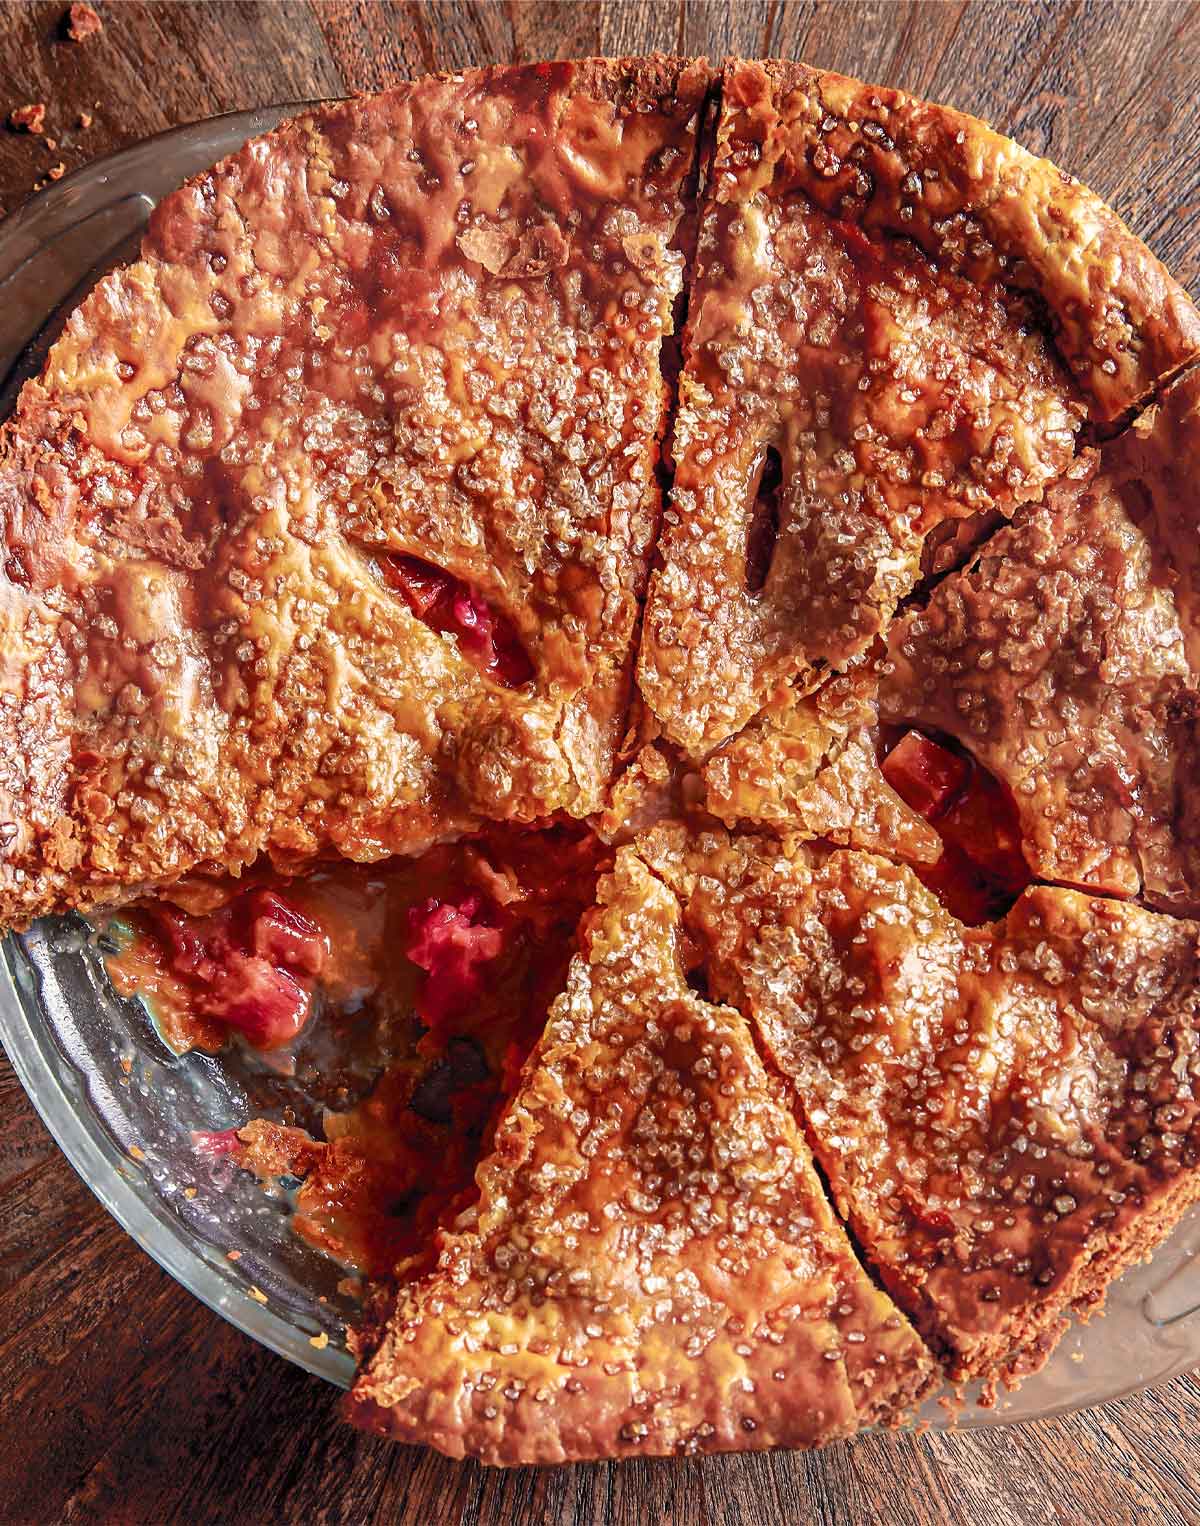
top-left (105, 823), bottom-right (608, 1279)
top-left (881, 729), bottom-right (1031, 922)
top-left (380, 553), bottom-right (534, 689)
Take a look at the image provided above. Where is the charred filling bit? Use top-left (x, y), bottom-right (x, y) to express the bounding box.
top-left (379, 552), bottom-right (534, 688)
top-left (881, 729), bottom-right (1031, 922)
top-left (105, 823), bottom-right (609, 1279)
top-left (745, 444), bottom-right (783, 594)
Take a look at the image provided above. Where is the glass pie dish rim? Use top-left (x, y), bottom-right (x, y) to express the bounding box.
top-left (0, 100), bottom-right (1198, 1441)
top-left (0, 934), bottom-right (357, 1388)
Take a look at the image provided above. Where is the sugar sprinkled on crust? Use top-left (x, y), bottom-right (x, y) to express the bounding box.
top-left (882, 369), bottom-right (1200, 913)
top-left (0, 56), bottom-right (707, 927)
top-left (638, 57), bottom-right (1200, 758)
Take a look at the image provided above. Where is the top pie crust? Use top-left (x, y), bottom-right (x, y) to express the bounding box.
top-left (3, 54), bottom-right (1200, 1467)
top-left (0, 56), bottom-right (707, 927)
top-left (637, 58), bottom-right (1200, 756)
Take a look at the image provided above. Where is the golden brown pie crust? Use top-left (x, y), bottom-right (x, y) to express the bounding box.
top-left (0, 56), bottom-right (708, 926)
top-left (647, 825), bottom-right (1200, 1385)
top-left (3, 54), bottom-right (1200, 1467)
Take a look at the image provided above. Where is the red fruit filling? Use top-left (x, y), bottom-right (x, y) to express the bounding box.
top-left (145, 889), bottom-right (328, 1050)
top-left (882, 730), bottom-right (1030, 922)
top-left (880, 729), bottom-right (969, 820)
top-left (381, 553), bottom-right (533, 688)
top-left (221, 827), bottom-right (608, 1277)
top-left (406, 892), bottom-right (504, 1032)
top-left (191, 1127), bottom-right (243, 1157)
top-left (105, 826), bottom-right (611, 1278)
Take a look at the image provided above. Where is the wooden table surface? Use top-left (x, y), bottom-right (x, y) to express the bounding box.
top-left (1, 2), bottom-right (1199, 1522)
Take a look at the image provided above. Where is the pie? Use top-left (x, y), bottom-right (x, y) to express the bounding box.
top-left (3, 53), bottom-right (1200, 1465)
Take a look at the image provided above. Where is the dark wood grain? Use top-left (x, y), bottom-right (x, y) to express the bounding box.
top-left (1, 2), bottom-right (1199, 1522)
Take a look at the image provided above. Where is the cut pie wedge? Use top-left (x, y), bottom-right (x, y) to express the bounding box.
top-left (638, 59), bottom-right (1200, 759)
top-left (650, 826), bottom-right (1200, 1384)
top-left (0, 56), bottom-right (709, 927)
top-left (882, 365), bottom-right (1200, 912)
top-left (347, 848), bottom-right (935, 1462)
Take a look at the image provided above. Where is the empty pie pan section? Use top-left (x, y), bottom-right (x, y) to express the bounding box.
top-left (1, 108), bottom-right (1198, 1432)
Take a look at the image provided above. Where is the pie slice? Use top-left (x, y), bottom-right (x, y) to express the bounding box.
top-left (0, 56), bottom-right (710, 928)
top-left (650, 826), bottom-right (1200, 1384)
top-left (347, 847), bottom-right (935, 1463)
top-left (637, 59), bottom-right (1200, 758)
top-left (881, 365), bottom-right (1200, 912)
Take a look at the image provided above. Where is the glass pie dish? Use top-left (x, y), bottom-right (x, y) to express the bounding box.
top-left (0, 106), bottom-right (1198, 1429)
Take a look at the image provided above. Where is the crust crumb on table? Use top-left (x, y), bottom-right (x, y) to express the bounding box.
top-left (9, 102), bottom-right (46, 133)
top-left (66, 2), bottom-right (103, 41)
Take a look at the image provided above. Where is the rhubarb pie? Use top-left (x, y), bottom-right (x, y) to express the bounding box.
top-left (4, 53), bottom-right (1200, 1466)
